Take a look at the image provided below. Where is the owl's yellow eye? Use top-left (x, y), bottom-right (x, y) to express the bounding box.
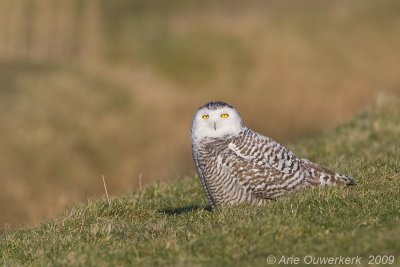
top-left (221, 113), bottom-right (229, 118)
top-left (202, 114), bottom-right (209, 119)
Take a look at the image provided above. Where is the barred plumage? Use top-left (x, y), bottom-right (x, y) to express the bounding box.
top-left (191, 101), bottom-right (356, 208)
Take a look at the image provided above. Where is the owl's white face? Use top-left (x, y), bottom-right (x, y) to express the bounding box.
top-left (191, 102), bottom-right (245, 144)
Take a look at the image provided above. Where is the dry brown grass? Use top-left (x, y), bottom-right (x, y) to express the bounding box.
top-left (0, 0), bottom-right (400, 227)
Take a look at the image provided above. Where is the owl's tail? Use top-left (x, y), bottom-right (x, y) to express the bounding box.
top-left (302, 159), bottom-right (357, 186)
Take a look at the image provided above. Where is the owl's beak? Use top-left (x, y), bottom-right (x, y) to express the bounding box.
top-left (213, 122), bottom-right (217, 131)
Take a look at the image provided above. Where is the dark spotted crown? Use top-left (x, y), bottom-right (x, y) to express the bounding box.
top-left (200, 101), bottom-right (233, 111)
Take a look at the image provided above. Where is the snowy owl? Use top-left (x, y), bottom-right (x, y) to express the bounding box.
top-left (191, 101), bottom-right (356, 208)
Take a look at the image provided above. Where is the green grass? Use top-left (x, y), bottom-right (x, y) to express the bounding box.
top-left (1, 101), bottom-right (400, 266)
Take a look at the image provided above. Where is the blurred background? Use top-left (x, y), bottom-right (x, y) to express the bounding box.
top-left (1, 0), bottom-right (399, 228)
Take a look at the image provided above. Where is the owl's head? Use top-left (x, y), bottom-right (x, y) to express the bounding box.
top-left (191, 101), bottom-right (245, 143)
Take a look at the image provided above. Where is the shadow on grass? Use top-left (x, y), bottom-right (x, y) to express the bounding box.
top-left (160, 205), bottom-right (212, 216)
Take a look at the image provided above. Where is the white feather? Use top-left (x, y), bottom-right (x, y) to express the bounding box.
top-left (191, 106), bottom-right (244, 144)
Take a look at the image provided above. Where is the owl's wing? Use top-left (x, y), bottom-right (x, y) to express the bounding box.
top-left (224, 132), bottom-right (306, 200)
top-left (301, 159), bottom-right (357, 186)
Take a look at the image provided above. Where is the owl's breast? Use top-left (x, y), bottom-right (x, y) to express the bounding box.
top-left (196, 137), bottom-right (258, 206)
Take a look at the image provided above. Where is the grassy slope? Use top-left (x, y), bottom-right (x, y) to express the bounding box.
top-left (1, 100), bottom-right (399, 266)
top-left (2, 0), bottom-right (400, 227)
